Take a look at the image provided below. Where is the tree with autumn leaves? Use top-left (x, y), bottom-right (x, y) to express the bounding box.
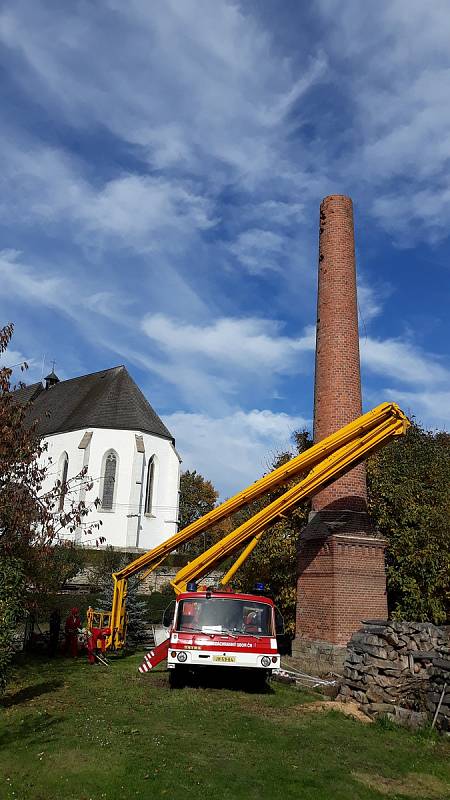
top-left (0, 323), bottom-right (102, 690)
top-left (367, 424), bottom-right (450, 624)
top-left (178, 469), bottom-right (219, 557)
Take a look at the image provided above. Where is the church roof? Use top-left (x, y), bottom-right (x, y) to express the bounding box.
top-left (12, 365), bottom-right (174, 442)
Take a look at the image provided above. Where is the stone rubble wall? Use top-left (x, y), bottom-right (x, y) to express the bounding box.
top-left (338, 620), bottom-right (449, 732)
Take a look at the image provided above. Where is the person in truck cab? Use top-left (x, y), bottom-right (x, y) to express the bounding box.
top-left (243, 610), bottom-right (259, 634)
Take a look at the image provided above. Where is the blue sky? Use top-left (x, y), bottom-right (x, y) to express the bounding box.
top-left (1, 0), bottom-right (449, 497)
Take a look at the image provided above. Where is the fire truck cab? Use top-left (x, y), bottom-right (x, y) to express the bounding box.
top-left (166, 589), bottom-right (281, 686)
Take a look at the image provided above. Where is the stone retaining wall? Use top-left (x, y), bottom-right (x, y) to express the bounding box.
top-left (338, 620), bottom-right (449, 732)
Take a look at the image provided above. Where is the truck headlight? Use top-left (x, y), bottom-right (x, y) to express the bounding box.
top-left (261, 656), bottom-right (271, 667)
top-left (177, 651), bottom-right (188, 663)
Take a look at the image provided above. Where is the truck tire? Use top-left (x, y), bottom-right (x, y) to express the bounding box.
top-left (169, 667), bottom-right (186, 689)
top-left (251, 669), bottom-right (269, 692)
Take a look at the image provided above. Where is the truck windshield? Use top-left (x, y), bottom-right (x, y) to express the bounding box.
top-left (176, 597), bottom-right (274, 636)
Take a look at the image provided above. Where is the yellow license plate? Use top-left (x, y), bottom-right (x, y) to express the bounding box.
top-left (213, 655), bottom-right (236, 663)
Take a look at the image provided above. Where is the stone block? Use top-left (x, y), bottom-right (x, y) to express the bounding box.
top-left (361, 619), bottom-right (389, 626)
top-left (412, 650), bottom-right (437, 660)
top-left (345, 650), bottom-right (363, 665)
top-left (363, 654), bottom-right (395, 669)
top-left (365, 702), bottom-right (394, 716)
top-left (343, 666), bottom-right (361, 681)
top-left (387, 708), bottom-right (428, 730)
top-left (366, 685), bottom-right (391, 703)
top-left (351, 632), bottom-right (385, 647)
top-left (356, 664), bottom-right (378, 676)
top-left (354, 644), bottom-right (389, 659)
top-left (349, 690), bottom-right (367, 704)
top-left (433, 658), bottom-right (450, 671)
top-left (373, 674), bottom-right (396, 688)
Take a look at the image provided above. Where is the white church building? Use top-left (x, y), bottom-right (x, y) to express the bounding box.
top-left (15, 366), bottom-right (181, 551)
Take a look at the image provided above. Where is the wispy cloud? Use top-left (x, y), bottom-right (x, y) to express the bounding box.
top-left (384, 389), bottom-right (450, 428)
top-left (165, 408), bottom-right (310, 497)
top-left (361, 336), bottom-right (449, 386)
top-left (0, 250), bottom-right (70, 311)
top-left (0, 142), bottom-right (216, 252)
top-left (142, 313), bottom-right (315, 371)
top-left (228, 229), bottom-right (286, 274)
top-left (318, 0), bottom-right (450, 242)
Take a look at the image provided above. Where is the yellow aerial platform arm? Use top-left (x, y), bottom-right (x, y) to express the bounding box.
top-left (104, 402), bottom-right (409, 648)
top-left (171, 402), bottom-right (409, 593)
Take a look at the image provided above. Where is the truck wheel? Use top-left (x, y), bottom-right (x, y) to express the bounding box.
top-left (252, 670), bottom-right (269, 692)
top-left (169, 667), bottom-right (185, 689)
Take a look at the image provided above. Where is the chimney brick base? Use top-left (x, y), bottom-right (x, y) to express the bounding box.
top-left (292, 526), bottom-right (388, 670)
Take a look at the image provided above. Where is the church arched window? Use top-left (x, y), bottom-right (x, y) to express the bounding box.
top-left (144, 455), bottom-right (156, 515)
top-left (58, 452), bottom-right (69, 511)
top-left (101, 450), bottom-right (118, 510)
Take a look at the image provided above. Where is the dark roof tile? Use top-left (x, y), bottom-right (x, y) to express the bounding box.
top-left (13, 366), bottom-right (174, 442)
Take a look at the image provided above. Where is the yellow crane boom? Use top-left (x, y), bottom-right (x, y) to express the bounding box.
top-left (171, 404), bottom-right (408, 592)
top-left (105, 402), bottom-right (409, 648)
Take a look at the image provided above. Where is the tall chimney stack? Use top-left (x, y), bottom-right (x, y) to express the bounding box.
top-left (293, 195), bottom-right (388, 672)
top-left (313, 195), bottom-right (367, 514)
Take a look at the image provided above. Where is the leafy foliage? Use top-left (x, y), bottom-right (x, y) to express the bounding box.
top-left (367, 423), bottom-right (450, 623)
top-left (97, 580), bottom-right (149, 649)
top-left (178, 469), bottom-right (218, 556)
top-left (0, 323), bottom-right (103, 690)
top-left (0, 556), bottom-right (24, 692)
top-left (93, 548), bottom-right (151, 648)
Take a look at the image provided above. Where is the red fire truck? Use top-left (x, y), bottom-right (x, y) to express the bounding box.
top-left (166, 589), bottom-right (281, 687)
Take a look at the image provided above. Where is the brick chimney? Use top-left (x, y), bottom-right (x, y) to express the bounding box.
top-left (293, 196), bottom-right (388, 671)
top-left (313, 195), bottom-right (367, 513)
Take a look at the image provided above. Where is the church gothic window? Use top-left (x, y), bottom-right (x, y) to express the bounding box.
top-left (58, 452), bottom-right (69, 511)
top-left (145, 455), bottom-right (156, 515)
top-left (102, 450), bottom-right (118, 510)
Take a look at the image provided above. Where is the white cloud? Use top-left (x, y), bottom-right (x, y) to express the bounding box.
top-left (228, 229), bottom-right (286, 274)
top-left (361, 336), bottom-right (449, 386)
top-left (384, 389), bottom-right (450, 428)
top-left (0, 0), bottom-right (326, 183)
top-left (372, 188), bottom-right (450, 244)
top-left (0, 249), bottom-right (70, 311)
top-left (0, 248), bottom-right (315, 415)
top-left (140, 313), bottom-right (316, 413)
top-left (258, 53), bottom-right (328, 126)
top-left (165, 408), bottom-right (310, 497)
top-left (1, 0), bottom-right (449, 457)
top-left (142, 313), bottom-right (315, 374)
top-left (318, 0), bottom-right (450, 241)
top-left (243, 200), bottom-right (307, 228)
top-left (82, 175), bottom-right (216, 244)
top-left (0, 141), bottom-right (216, 251)
top-left (357, 277), bottom-right (390, 325)
top-left (1, 348), bottom-right (26, 367)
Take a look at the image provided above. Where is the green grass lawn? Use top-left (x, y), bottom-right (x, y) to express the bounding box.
top-left (1, 653), bottom-right (449, 800)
